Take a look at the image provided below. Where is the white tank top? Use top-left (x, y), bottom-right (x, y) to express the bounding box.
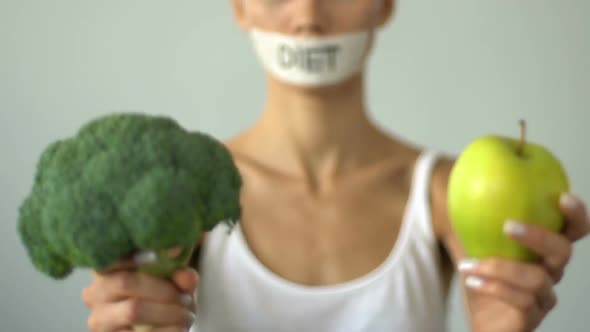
top-left (191, 151), bottom-right (447, 332)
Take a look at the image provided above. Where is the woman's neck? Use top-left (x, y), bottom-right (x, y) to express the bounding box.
top-left (240, 74), bottom-right (393, 192)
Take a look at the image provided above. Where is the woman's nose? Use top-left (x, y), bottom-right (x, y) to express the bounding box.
top-left (291, 0), bottom-right (326, 36)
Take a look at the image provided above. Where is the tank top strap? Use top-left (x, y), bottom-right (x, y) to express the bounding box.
top-left (407, 150), bottom-right (441, 243)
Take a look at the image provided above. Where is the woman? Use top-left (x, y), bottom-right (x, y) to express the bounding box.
top-left (82, 1), bottom-right (590, 331)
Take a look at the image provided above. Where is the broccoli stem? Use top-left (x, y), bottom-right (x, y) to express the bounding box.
top-left (137, 248), bottom-right (192, 278)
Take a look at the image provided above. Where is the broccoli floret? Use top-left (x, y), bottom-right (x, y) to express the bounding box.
top-left (17, 112), bottom-right (242, 279)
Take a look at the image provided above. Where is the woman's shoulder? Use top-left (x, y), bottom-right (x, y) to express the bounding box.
top-left (386, 137), bottom-right (457, 237)
top-left (379, 135), bottom-right (452, 172)
top-left (425, 150), bottom-right (457, 247)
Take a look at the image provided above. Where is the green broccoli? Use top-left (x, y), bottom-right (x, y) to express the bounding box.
top-left (17, 112), bottom-right (242, 279)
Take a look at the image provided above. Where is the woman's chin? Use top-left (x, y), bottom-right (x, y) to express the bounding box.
top-left (266, 72), bottom-right (364, 95)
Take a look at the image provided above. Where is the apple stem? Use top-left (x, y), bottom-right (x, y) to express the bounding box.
top-left (518, 119), bottom-right (526, 156)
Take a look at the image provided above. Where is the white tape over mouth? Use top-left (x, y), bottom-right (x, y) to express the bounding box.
top-left (249, 29), bottom-right (370, 87)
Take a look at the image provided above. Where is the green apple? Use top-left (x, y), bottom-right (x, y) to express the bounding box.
top-left (448, 121), bottom-right (569, 262)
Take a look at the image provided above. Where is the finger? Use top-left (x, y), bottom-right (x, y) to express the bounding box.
top-left (537, 286), bottom-right (558, 313)
top-left (87, 302), bottom-right (130, 332)
top-left (126, 300), bottom-right (195, 327)
top-left (82, 284), bottom-right (95, 309)
top-left (152, 327), bottom-right (192, 332)
top-left (458, 258), bottom-right (553, 292)
top-left (172, 268), bottom-right (199, 293)
top-left (504, 220), bottom-right (571, 282)
top-left (92, 270), bottom-right (186, 305)
top-left (172, 268), bottom-right (199, 311)
top-left (462, 275), bottom-right (553, 329)
top-left (89, 299), bottom-right (195, 330)
top-left (559, 193), bottom-right (590, 242)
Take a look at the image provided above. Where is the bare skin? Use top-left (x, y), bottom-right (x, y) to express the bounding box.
top-left (226, 126), bottom-right (427, 288)
top-left (81, 1), bottom-right (590, 332)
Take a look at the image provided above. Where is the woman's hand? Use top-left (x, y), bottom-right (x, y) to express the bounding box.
top-left (82, 251), bottom-right (199, 332)
top-left (458, 193), bottom-right (590, 332)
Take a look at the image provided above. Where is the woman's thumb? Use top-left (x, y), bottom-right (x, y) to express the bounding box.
top-left (173, 267), bottom-right (199, 293)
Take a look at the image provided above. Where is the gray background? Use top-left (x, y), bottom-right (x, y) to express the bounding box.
top-left (1, 0), bottom-right (589, 331)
